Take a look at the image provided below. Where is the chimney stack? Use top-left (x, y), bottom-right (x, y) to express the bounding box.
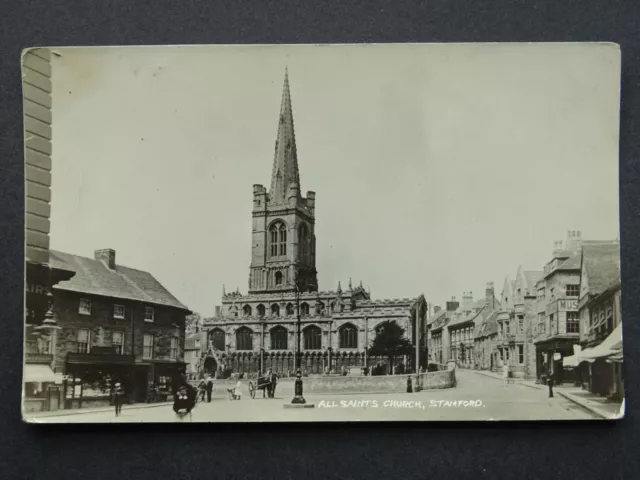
top-left (485, 282), bottom-right (495, 309)
top-left (446, 297), bottom-right (459, 312)
top-left (433, 305), bottom-right (442, 314)
top-left (94, 249), bottom-right (116, 270)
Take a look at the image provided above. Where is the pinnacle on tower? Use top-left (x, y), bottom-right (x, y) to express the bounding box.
top-left (269, 67), bottom-right (300, 204)
top-left (222, 284), bottom-right (226, 296)
top-left (337, 281), bottom-right (342, 293)
top-left (349, 278), bottom-right (352, 290)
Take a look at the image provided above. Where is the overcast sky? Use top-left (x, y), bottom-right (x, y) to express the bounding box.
top-left (48, 43), bottom-right (621, 316)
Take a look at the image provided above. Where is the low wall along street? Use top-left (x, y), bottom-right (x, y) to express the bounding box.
top-left (299, 368), bottom-right (456, 395)
top-left (209, 364), bottom-right (457, 396)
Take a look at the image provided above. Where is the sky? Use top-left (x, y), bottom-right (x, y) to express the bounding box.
top-left (48, 43), bottom-right (621, 317)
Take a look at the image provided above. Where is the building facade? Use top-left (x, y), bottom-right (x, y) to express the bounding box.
top-left (574, 243), bottom-right (622, 401)
top-left (448, 284), bottom-right (500, 369)
top-left (23, 47), bottom-right (77, 413)
top-left (48, 248), bottom-right (191, 407)
top-left (202, 70), bottom-right (427, 377)
top-left (495, 268), bottom-right (541, 379)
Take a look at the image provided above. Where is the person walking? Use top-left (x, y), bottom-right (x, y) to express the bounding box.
top-left (113, 382), bottom-right (125, 417)
top-left (205, 375), bottom-right (214, 403)
top-left (233, 374), bottom-right (243, 400)
top-left (547, 369), bottom-right (555, 398)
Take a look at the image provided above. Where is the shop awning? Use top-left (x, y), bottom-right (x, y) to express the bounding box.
top-left (580, 324), bottom-right (623, 363)
top-left (562, 345), bottom-right (583, 367)
top-left (23, 364), bottom-right (63, 383)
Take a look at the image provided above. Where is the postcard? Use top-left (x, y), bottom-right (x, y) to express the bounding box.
top-left (22, 43), bottom-right (623, 423)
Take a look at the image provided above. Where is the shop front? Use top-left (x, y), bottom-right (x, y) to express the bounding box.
top-left (534, 336), bottom-right (578, 384)
top-left (64, 350), bottom-right (135, 409)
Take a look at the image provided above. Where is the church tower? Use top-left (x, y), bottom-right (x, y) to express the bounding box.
top-left (248, 69), bottom-right (318, 294)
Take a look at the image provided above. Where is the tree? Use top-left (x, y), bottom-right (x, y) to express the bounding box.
top-left (368, 320), bottom-right (414, 374)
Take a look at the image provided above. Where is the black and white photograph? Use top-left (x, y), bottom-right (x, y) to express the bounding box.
top-left (22, 43), bottom-right (623, 423)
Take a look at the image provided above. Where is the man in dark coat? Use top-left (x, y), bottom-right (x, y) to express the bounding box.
top-left (173, 381), bottom-right (197, 420)
top-left (547, 369), bottom-right (555, 398)
top-left (205, 375), bottom-right (214, 403)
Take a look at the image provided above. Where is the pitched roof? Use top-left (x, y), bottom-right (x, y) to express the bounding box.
top-left (523, 271), bottom-right (542, 291)
top-left (50, 250), bottom-right (190, 311)
top-left (582, 243), bottom-right (621, 296)
top-left (557, 253), bottom-right (582, 271)
top-left (428, 309), bottom-right (446, 326)
top-left (475, 311), bottom-right (499, 338)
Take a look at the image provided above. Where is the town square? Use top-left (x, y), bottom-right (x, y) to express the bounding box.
top-left (22, 44), bottom-right (623, 422)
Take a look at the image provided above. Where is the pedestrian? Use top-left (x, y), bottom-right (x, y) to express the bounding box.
top-left (206, 375), bottom-right (214, 403)
top-left (197, 379), bottom-right (206, 402)
top-left (234, 374), bottom-right (243, 400)
top-left (547, 369), bottom-right (555, 398)
top-left (173, 383), bottom-right (196, 422)
top-left (113, 382), bottom-right (124, 417)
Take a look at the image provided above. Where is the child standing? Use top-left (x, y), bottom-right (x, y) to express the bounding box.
top-left (234, 375), bottom-right (243, 400)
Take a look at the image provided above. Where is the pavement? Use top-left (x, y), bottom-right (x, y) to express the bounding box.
top-left (471, 369), bottom-right (624, 419)
top-left (26, 370), bottom-right (601, 423)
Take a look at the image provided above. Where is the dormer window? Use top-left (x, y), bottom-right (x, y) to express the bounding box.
top-left (79, 298), bottom-right (91, 316)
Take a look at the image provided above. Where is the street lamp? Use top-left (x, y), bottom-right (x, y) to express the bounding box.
top-left (289, 277), bottom-right (315, 405)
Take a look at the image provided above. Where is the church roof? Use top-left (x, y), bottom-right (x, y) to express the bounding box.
top-left (269, 68), bottom-right (301, 204)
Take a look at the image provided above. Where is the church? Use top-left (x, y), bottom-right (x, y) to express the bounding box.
top-left (201, 69), bottom-right (427, 377)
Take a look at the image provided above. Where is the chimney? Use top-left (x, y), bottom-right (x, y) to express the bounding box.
top-left (94, 249), bottom-right (116, 269)
top-left (433, 305), bottom-right (442, 314)
top-left (485, 282), bottom-right (495, 309)
top-left (446, 297), bottom-right (459, 312)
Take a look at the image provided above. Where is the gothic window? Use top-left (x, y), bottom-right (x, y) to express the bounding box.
top-left (286, 303), bottom-right (295, 315)
top-left (270, 326), bottom-right (288, 350)
top-left (279, 225), bottom-right (287, 256)
top-left (242, 305), bottom-right (252, 317)
top-left (299, 223), bottom-right (309, 261)
top-left (235, 327), bottom-right (253, 351)
top-left (209, 328), bottom-right (225, 351)
top-left (257, 304), bottom-right (266, 317)
top-left (300, 302), bottom-right (310, 316)
top-left (270, 227), bottom-right (279, 257)
top-left (271, 304), bottom-right (280, 317)
top-left (303, 325), bottom-right (322, 350)
top-left (316, 301), bottom-right (325, 315)
top-left (275, 271), bottom-right (283, 286)
top-left (339, 323), bottom-right (358, 349)
top-left (229, 306), bottom-right (238, 318)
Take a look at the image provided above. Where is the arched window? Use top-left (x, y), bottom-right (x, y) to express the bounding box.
top-left (300, 302), bottom-right (310, 316)
top-left (257, 304), bottom-right (266, 317)
top-left (303, 325), bottom-right (322, 350)
top-left (271, 304), bottom-right (280, 317)
top-left (316, 301), bottom-right (325, 315)
top-left (339, 323), bottom-right (358, 349)
top-left (279, 225), bottom-right (287, 256)
top-left (242, 305), bottom-right (252, 317)
top-left (286, 303), bottom-right (294, 315)
top-left (235, 327), bottom-right (253, 351)
top-left (269, 221), bottom-right (287, 257)
top-left (299, 223), bottom-right (309, 261)
top-left (228, 306), bottom-right (238, 318)
top-left (209, 328), bottom-right (225, 351)
top-left (270, 227), bottom-right (278, 257)
top-left (270, 326), bottom-right (288, 350)
top-left (275, 271), bottom-right (283, 286)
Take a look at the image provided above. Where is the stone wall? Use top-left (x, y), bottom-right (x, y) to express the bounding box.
top-left (280, 369), bottom-right (455, 395)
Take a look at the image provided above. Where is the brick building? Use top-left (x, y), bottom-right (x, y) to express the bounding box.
top-left (201, 70), bottom-right (427, 377)
top-left (49, 249), bottom-right (191, 407)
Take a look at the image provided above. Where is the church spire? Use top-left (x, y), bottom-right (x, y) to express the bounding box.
top-left (269, 67), bottom-right (300, 204)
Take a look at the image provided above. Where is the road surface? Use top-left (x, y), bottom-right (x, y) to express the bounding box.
top-left (30, 369), bottom-right (595, 423)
